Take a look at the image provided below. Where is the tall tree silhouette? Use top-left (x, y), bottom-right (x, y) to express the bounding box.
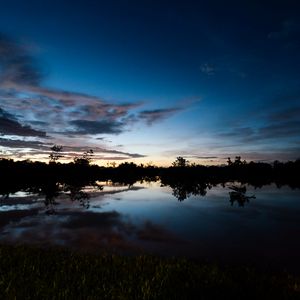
top-left (74, 149), bottom-right (94, 165)
top-left (172, 156), bottom-right (189, 167)
top-left (49, 145), bottom-right (63, 163)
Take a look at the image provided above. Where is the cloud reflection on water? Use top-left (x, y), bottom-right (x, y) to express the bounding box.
top-left (0, 181), bottom-right (300, 270)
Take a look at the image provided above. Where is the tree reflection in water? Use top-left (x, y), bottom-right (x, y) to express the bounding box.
top-left (228, 185), bottom-right (256, 207)
top-left (167, 181), bottom-right (256, 206)
top-left (168, 181), bottom-right (212, 201)
top-left (22, 180), bottom-right (103, 214)
top-left (23, 182), bottom-right (61, 215)
top-left (43, 182), bottom-right (61, 214)
top-left (63, 181), bottom-right (103, 210)
top-left (0, 178), bottom-right (259, 209)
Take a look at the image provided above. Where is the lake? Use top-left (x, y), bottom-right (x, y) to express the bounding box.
top-left (1, 180), bottom-right (300, 272)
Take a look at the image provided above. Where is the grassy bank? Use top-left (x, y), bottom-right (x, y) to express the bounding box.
top-left (0, 245), bottom-right (299, 299)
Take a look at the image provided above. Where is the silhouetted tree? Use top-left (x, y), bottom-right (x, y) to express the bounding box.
top-left (74, 149), bottom-right (94, 165)
top-left (227, 156), bottom-right (247, 166)
top-left (49, 145), bottom-right (63, 163)
top-left (235, 156), bottom-right (242, 165)
top-left (107, 161), bottom-right (117, 168)
top-left (172, 156), bottom-right (189, 167)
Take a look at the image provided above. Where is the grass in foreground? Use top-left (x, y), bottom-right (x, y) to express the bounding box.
top-left (0, 244), bottom-right (299, 299)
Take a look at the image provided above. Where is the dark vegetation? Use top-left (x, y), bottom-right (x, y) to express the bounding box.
top-left (0, 155), bottom-right (299, 198)
top-left (0, 244), bottom-right (299, 300)
top-left (1, 155), bottom-right (300, 182)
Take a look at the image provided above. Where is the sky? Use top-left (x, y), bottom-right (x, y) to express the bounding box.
top-left (0, 0), bottom-right (299, 166)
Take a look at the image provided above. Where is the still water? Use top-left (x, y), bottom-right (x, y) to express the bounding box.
top-left (1, 181), bottom-right (300, 270)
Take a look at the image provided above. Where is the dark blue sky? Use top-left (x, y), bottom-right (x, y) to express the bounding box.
top-left (0, 0), bottom-right (299, 164)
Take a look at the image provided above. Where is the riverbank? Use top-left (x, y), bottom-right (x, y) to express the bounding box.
top-left (0, 244), bottom-right (299, 299)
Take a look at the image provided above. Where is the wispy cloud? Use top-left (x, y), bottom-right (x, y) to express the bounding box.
top-left (0, 108), bottom-right (46, 137)
top-left (257, 121), bottom-right (300, 140)
top-left (0, 137), bottom-right (145, 160)
top-left (218, 103), bottom-right (300, 143)
top-left (69, 119), bottom-right (123, 135)
top-left (218, 122), bottom-right (300, 143)
top-left (0, 138), bottom-right (49, 149)
top-left (138, 107), bottom-right (182, 125)
top-left (187, 156), bottom-right (218, 159)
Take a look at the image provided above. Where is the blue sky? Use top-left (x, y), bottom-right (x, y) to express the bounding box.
top-left (0, 0), bottom-right (299, 165)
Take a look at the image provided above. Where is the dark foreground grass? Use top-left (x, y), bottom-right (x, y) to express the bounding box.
top-left (0, 245), bottom-right (299, 299)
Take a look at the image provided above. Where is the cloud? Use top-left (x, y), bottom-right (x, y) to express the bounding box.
top-left (218, 103), bottom-right (300, 144)
top-left (190, 156), bottom-right (218, 159)
top-left (228, 148), bottom-right (300, 162)
top-left (257, 121), bottom-right (300, 140)
top-left (0, 139), bottom-right (145, 160)
top-left (138, 107), bottom-right (182, 125)
top-left (200, 63), bottom-right (215, 75)
top-left (0, 108), bottom-right (46, 137)
top-left (0, 138), bottom-right (49, 149)
top-left (0, 32), bottom-right (144, 136)
top-left (98, 149), bottom-right (145, 158)
top-left (69, 119), bottom-right (123, 135)
top-left (218, 122), bottom-right (300, 143)
top-left (212, 101), bottom-right (300, 162)
top-left (218, 127), bottom-right (255, 139)
top-left (217, 122), bottom-right (300, 143)
top-left (61, 145), bottom-right (146, 159)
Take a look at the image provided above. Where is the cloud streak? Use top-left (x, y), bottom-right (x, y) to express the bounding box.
top-left (0, 138), bottom-right (145, 160)
top-left (69, 119), bottom-right (123, 135)
top-left (218, 106), bottom-right (300, 143)
top-left (0, 108), bottom-right (46, 137)
top-left (0, 138), bottom-right (49, 149)
top-left (138, 107), bottom-right (182, 125)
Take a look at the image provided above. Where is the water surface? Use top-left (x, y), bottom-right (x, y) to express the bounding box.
top-left (1, 180), bottom-right (300, 271)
